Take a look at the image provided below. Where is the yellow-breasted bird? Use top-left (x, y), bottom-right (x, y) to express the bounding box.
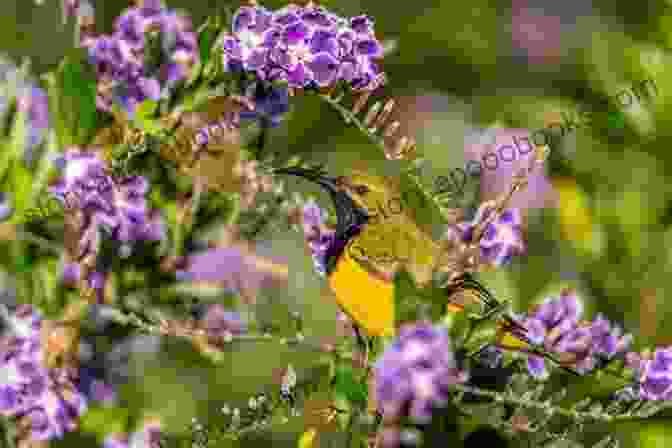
top-left (275, 166), bottom-right (526, 344)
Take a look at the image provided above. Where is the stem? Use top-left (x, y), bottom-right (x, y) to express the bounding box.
top-left (172, 218), bottom-right (184, 258)
top-left (227, 195), bottom-right (241, 226)
top-left (255, 126), bottom-right (268, 160)
top-left (105, 309), bottom-right (332, 356)
top-left (190, 178), bottom-right (204, 225)
top-left (14, 227), bottom-right (64, 255)
top-left (320, 95), bottom-right (384, 151)
top-left (345, 411), bottom-right (356, 448)
top-left (448, 383), bottom-right (640, 423)
top-left (321, 94), bottom-right (462, 226)
top-left (73, 18), bottom-right (81, 47)
top-left (173, 180), bottom-right (203, 258)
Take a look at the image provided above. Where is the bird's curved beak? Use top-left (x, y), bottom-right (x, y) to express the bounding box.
top-left (274, 167), bottom-right (368, 237)
top-left (272, 167), bottom-right (340, 194)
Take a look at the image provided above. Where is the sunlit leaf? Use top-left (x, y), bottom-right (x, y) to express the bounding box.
top-left (198, 16), bottom-right (221, 72)
top-left (552, 177), bottom-right (602, 256)
top-left (133, 99), bottom-right (163, 135)
top-left (55, 48), bottom-right (99, 146)
top-left (298, 428), bottom-right (318, 448)
top-left (79, 406), bottom-right (129, 442)
top-left (8, 100), bottom-right (27, 162)
top-left (7, 158), bottom-right (34, 222)
top-left (332, 364), bottom-right (367, 406)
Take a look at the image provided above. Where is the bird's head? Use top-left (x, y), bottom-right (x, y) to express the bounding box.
top-left (274, 166), bottom-right (405, 224)
top-left (339, 171), bottom-right (396, 209)
top-left (273, 166), bottom-right (380, 237)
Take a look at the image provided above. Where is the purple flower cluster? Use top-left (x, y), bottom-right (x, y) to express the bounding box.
top-left (50, 149), bottom-right (165, 246)
top-left (220, 4), bottom-right (385, 90)
top-left (239, 81), bottom-right (290, 128)
top-left (302, 199), bottom-right (335, 276)
top-left (445, 203), bottom-right (525, 267)
top-left (82, 0), bottom-right (198, 115)
top-left (509, 290), bottom-right (632, 379)
top-left (49, 149), bottom-right (164, 300)
top-left (374, 322), bottom-right (468, 424)
top-left (175, 246), bottom-right (283, 299)
top-left (628, 349), bottom-right (672, 400)
top-left (0, 305), bottom-right (87, 441)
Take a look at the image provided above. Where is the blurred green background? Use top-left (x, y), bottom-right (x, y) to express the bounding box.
top-left (6, 0), bottom-right (672, 446)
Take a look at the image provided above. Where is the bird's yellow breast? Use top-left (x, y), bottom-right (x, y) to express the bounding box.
top-left (328, 249), bottom-right (396, 338)
top-left (328, 246), bottom-right (468, 337)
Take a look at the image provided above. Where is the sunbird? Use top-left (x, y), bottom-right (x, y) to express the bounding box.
top-left (275, 166), bottom-right (523, 343)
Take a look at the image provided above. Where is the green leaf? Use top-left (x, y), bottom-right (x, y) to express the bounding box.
top-left (0, 140), bottom-right (13, 185)
top-left (8, 158), bottom-right (34, 222)
top-left (14, 253), bottom-right (33, 273)
top-left (135, 98), bottom-right (158, 120)
top-left (393, 269), bottom-right (444, 326)
top-left (607, 110), bottom-right (625, 129)
top-left (0, 414), bottom-right (17, 448)
top-left (462, 317), bottom-right (500, 354)
top-left (198, 17), bottom-right (221, 71)
top-left (34, 258), bottom-right (62, 316)
top-left (55, 48), bottom-right (99, 146)
top-left (332, 395), bottom-right (352, 432)
top-left (296, 361), bottom-right (333, 399)
top-left (79, 406), bottom-right (130, 442)
top-left (8, 103), bottom-right (27, 162)
top-left (332, 365), bottom-right (367, 406)
top-left (43, 72), bottom-right (66, 149)
top-left (298, 429), bottom-right (318, 448)
top-left (132, 100), bottom-right (163, 135)
top-left (394, 268), bottom-right (418, 301)
top-left (394, 268), bottom-right (420, 326)
top-left (443, 310), bottom-right (471, 345)
top-left (399, 171), bottom-right (447, 235)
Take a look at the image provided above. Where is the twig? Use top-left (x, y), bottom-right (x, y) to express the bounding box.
top-left (14, 228), bottom-right (64, 255)
top-left (448, 383), bottom-right (652, 423)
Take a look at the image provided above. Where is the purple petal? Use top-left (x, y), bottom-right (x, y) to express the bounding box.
top-left (308, 53), bottom-right (339, 86)
top-left (245, 48), bottom-right (269, 70)
top-left (273, 6), bottom-right (301, 26)
top-left (355, 39), bottom-right (382, 57)
top-left (283, 21), bottom-right (311, 45)
top-left (526, 355), bottom-right (547, 378)
top-left (287, 63), bottom-right (310, 87)
top-left (350, 15), bottom-right (374, 34)
top-left (232, 7), bottom-right (256, 33)
top-left (641, 375), bottom-right (672, 400)
top-left (62, 263), bottom-right (81, 285)
top-left (301, 8), bottom-right (336, 28)
top-left (0, 386), bottom-right (18, 411)
top-left (310, 30), bottom-right (338, 55)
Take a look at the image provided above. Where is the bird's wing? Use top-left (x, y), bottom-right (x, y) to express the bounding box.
top-left (388, 217), bottom-right (440, 286)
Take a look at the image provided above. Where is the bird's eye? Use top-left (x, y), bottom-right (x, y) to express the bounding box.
top-left (354, 185), bottom-right (370, 195)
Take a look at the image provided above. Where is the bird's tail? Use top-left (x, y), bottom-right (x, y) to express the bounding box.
top-left (442, 272), bottom-right (529, 336)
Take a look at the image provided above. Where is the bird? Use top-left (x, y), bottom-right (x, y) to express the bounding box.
top-left (274, 166), bottom-right (528, 352)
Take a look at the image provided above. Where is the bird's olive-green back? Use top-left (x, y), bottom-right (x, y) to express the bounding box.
top-left (342, 171), bottom-right (442, 286)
